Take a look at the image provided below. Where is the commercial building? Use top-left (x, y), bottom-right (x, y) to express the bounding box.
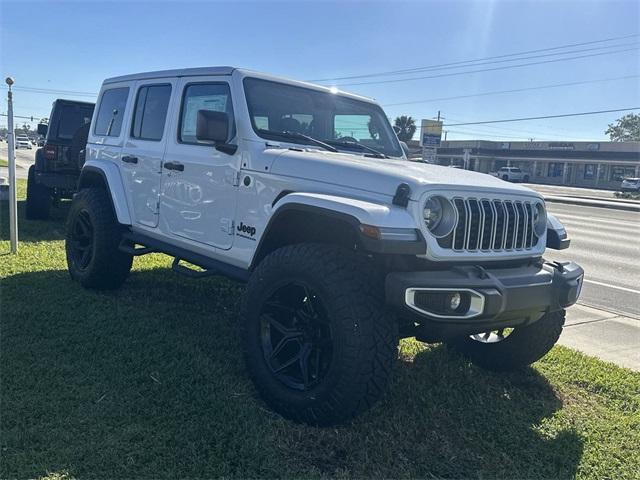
top-left (433, 140), bottom-right (640, 189)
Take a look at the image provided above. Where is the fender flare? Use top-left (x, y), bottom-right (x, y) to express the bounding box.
top-left (78, 161), bottom-right (132, 225)
top-left (250, 192), bottom-right (424, 268)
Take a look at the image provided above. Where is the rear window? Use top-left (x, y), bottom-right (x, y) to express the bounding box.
top-left (55, 104), bottom-right (94, 140)
top-left (94, 87), bottom-right (130, 137)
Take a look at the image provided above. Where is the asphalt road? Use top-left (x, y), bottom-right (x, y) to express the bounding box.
top-left (545, 202), bottom-right (639, 318)
top-left (0, 142), bottom-right (35, 180)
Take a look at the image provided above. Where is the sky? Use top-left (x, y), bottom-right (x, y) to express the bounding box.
top-left (1, 0), bottom-right (639, 141)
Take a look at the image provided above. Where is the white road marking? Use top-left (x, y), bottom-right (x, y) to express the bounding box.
top-left (583, 279), bottom-right (640, 295)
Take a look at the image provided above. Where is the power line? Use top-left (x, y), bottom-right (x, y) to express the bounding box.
top-left (320, 41), bottom-right (639, 85)
top-left (310, 33), bottom-right (640, 82)
top-left (443, 107), bottom-right (640, 126)
top-left (335, 47), bottom-right (639, 87)
top-left (0, 85), bottom-right (97, 97)
top-left (382, 75), bottom-right (640, 107)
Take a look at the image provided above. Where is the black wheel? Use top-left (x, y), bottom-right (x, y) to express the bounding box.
top-left (447, 310), bottom-right (565, 371)
top-left (65, 188), bottom-right (132, 289)
top-left (523, 175), bottom-right (530, 183)
top-left (26, 165), bottom-right (51, 220)
top-left (502, 174), bottom-right (509, 181)
top-left (242, 244), bottom-right (398, 426)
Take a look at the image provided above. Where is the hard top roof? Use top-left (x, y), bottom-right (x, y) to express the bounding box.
top-left (103, 67), bottom-right (376, 103)
top-left (104, 66), bottom-right (237, 84)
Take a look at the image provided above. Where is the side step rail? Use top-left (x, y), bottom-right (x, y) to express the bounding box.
top-left (118, 238), bottom-right (155, 256)
top-left (171, 258), bottom-right (218, 278)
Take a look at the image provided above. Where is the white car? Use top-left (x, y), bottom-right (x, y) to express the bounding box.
top-left (65, 67), bottom-right (583, 425)
top-left (15, 135), bottom-right (33, 149)
top-left (490, 166), bottom-right (530, 182)
top-left (621, 177), bottom-right (640, 192)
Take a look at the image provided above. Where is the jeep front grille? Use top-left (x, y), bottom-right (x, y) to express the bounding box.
top-left (437, 198), bottom-right (539, 252)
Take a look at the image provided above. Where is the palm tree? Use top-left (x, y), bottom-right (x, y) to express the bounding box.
top-left (394, 116), bottom-right (417, 142)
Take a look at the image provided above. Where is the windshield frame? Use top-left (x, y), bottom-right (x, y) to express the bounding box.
top-left (242, 77), bottom-right (403, 158)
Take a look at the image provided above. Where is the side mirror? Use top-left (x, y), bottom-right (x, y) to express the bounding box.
top-left (37, 123), bottom-right (48, 136)
top-left (196, 110), bottom-right (229, 143)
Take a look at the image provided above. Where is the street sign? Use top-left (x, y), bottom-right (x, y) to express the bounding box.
top-left (420, 119), bottom-right (443, 147)
top-left (420, 119), bottom-right (443, 162)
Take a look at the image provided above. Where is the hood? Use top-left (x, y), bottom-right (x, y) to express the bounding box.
top-left (270, 149), bottom-right (542, 200)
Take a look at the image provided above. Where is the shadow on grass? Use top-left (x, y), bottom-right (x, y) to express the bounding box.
top-left (1, 267), bottom-right (584, 479)
top-left (0, 199), bottom-right (70, 242)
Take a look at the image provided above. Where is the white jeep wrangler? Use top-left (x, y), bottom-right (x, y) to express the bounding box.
top-left (65, 67), bottom-right (583, 426)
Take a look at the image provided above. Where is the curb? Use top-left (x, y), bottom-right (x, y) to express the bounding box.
top-left (544, 195), bottom-right (640, 212)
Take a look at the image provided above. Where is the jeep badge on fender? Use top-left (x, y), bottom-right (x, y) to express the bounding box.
top-left (237, 222), bottom-right (256, 237)
top-left (65, 66), bottom-right (583, 426)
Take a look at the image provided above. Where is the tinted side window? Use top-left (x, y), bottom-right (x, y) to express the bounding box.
top-left (180, 83), bottom-right (234, 144)
top-left (94, 87), bottom-right (129, 136)
top-left (131, 84), bottom-right (172, 141)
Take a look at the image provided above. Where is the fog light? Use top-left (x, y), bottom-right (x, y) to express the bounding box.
top-left (448, 292), bottom-right (461, 311)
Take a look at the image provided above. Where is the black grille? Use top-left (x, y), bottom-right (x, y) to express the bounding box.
top-left (438, 198), bottom-right (540, 252)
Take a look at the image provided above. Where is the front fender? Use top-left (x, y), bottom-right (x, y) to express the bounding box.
top-left (273, 192), bottom-right (418, 230)
top-left (79, 160), bottom-right (132, 225)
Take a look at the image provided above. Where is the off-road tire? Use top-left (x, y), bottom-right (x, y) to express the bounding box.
top-left (448, 310), bottom-right (565, 371)
top-left (65, 188), bottom-right (132, 289)
top-left (26, 165), bottom-right (51, 220)
top-left (241, 244), bottom-right (398, 426)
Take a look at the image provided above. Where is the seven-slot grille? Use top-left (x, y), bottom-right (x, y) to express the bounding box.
top-left (436, 198), bottom-right (540, 252)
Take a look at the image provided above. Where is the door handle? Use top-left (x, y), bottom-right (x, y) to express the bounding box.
top-left (164, 161), bottom-right (184, 172)
top-left (121, 155), bottom-right (138, 164)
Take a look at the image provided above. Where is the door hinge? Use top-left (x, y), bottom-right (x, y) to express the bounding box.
top-left (221, 218), bottom-right (235, 235)
top-left (233, 171), bottom-right (241, 187)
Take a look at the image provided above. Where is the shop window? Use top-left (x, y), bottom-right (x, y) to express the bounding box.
top-left (583, 164), bottom-right (596, 179)
top-left (547, 163), bottom-right (563, 177)
top-left (610, 166), bottom-right (636, 182)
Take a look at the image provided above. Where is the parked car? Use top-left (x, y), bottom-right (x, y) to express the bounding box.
top-left (15, 135), bottom-right (32, 149)
top-left (620, 177), bottom-right (640, 192)
top-left (65, 67), bottom-right (582, 426)
top-left (490, 166), bottom-right (530, 182)
top-left (26, 99), bottom-right (95, 220)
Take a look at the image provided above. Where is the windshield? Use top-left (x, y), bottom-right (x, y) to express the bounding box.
top-left (243, 77), bottom-right (403, 157)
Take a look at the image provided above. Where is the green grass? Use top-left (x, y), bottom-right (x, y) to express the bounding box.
top-left (1, 180), bottom-right (639, 480)
top-left (0, 158), bottom-right (8, 167)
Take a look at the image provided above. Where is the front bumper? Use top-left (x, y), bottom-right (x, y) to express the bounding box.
top-left (386, 261), bottom-right (583, 341)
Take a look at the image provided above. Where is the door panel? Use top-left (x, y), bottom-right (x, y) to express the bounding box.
top-left (159, 78), bottom-right (239, 250)
top-left (120, 80), bottom-right (176, 228)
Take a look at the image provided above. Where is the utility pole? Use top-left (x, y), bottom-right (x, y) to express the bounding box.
top-left (5, 77), bottom-right (18, 253)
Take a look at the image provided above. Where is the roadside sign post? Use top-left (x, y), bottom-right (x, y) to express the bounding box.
top-left (420, 119), bottom-right (443, 164)
top-left (6, 77), bottom-right (18, 253)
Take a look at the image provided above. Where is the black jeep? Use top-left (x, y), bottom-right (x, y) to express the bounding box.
top-left (26, 99), bottom-right (95, 220)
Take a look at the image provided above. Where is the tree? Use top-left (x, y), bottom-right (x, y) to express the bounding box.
top-left (606, 113), bottom-right (640, 141)
top-left (394, 115), bottom-right (417, 142)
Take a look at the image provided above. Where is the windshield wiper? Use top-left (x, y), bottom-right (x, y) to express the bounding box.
top-left (327, 140), bottom-right (388, 159)
top-left (258, 129), bottom-right (338, 153)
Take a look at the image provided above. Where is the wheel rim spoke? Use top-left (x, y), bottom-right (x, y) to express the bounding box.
top-left (260, 281), bottom-right (333, 391)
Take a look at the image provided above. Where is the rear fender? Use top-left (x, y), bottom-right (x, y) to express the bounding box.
top-left (78, 160), bottom-right (131, 225)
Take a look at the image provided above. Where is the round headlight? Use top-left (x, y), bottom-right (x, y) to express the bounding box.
top-left (423, 196), bottom-right (457, 238)
top-left (532, 202), bottom-right (547, 236)
top-left (423, 196), bottom-right (443, 230)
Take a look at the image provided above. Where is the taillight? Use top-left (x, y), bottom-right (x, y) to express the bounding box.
top-left (44, 144), bottom-right (56, 160)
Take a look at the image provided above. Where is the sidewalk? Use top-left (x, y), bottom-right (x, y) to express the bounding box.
top-left (559, 303), bottom-right (639, 371)
top-left (544, 195), bottom-right (640, 212)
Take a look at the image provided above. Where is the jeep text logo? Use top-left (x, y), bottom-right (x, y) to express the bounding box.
top-left (237, 222), bottom-right (256, 237)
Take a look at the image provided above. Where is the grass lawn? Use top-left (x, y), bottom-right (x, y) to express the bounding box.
top-left (1, 179), bottom-right (639, 479)
top-left (0, 158), bottom-right (8, 167)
